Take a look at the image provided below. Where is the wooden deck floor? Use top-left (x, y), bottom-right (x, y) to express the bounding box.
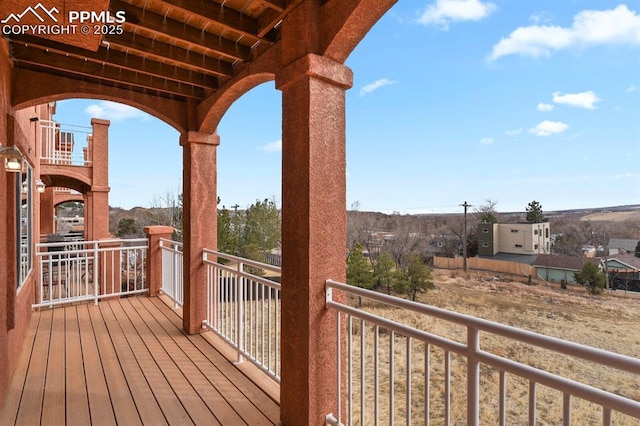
top-left (0, 296), bottom-right (280, 425)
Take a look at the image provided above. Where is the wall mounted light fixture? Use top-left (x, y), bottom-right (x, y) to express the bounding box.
top-left (0, 145), bottom-right (24, 172)
top-left (35, 179), bottom-right (46, 193)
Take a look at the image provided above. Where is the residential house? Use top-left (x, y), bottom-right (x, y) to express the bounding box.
top-left (478, 222), bottom-right (551, 256)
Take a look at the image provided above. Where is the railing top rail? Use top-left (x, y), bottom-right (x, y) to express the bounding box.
top-left (203, 248), bottom-right (281, 274)
top-left (159, 238), bottom-right (183, 248)
top-left (326, 279), bottom-right (640, 376)
top-left (212, 261), bottom-right (281, 290)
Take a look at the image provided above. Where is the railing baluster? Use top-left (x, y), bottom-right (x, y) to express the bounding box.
top-left (562, 393), bottom-right (571, 426)
top-left (361, 319), bottom-right (366, 426)
top-left (444, 350), bottom-right (450, 426)
top-left (390, 330), bottom-right (395, 426)
top-left (529, 381), bottom-right (536, 426)
top-left (499, 371), bottom-right (506, 426)
top-left (467, 327), bottom-right (480, 426)
top-left (406, 337), bottom-right (412, 426)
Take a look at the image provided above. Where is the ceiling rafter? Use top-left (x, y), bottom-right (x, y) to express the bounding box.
top-left (11, 44), bottom-right (205, 98)
top-left (111, 0), bottom-right (252, 62)
top-left (157, 0), bottom-right (273, 44)
top-left (10, 36), bottom-right (218, 89)
top-left (104, 32), bottom-right (234, 77)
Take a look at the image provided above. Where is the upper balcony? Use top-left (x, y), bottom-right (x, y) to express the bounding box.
top-left (39, 120), bottom-right (93, 168)
top-left (2, 233), bottom-right (639, 425)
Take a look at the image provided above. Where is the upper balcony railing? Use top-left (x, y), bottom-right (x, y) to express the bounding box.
top-left (35, 238), bottom-right (148, 308)
top-left (39, 120), bottom-right (92, 167)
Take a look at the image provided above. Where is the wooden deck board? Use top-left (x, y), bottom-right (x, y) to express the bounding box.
top-left (145, 296), bottom-right (281, 424)
top-left (1, 296), bottom-right (281, 426)
top-left (64, 306), bottom-right (91, 426)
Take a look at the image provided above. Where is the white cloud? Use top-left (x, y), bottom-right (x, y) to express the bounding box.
top-left (260, 139), bottom-right (282, 152)
top-left (417, 0), bottom-right (496, 29)
top-left (529, 11), bottom-right (553, 25)
top-left (627, 84), bottom-right (638, 92)
top-left (359, 78), bottom-right (395, 96)
top-left (480, 137), bottom-right (494, 144)
top-left (489, 4), bottom-right (640, 61)
top-left (552, 91), bottom-right (600, 109)
top-left (529, 120), bottom-right (569, 137)
top-left (505, 129), bottom-right (523, 136)
top-left (537, 102), bottom-right (554, 111)
top-left (84, 101), bottom-right (149, 122)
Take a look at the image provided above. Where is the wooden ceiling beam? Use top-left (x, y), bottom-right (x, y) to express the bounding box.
top-left (9, 36), bottom-right (218, 89)
top-left (11, 44), bottom-right (205, 99)
top-left (259, 0), bottom-right (285, 12)
top-left (158, 0), bottom-right (273, 43)
top-left (110, 0), bottom-right (252, 62)
top-left (104, 32), bottom-right (234, 77)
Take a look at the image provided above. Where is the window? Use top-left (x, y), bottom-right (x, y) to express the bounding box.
top-left (534, 229), bottom-right (538, 235)
top-left (17, 161), bottom-right (33, 290)
top-left (515, 244), bottom-right (523, 248)
top-left (511, 229), bottom-right (518, 233)
top-left (545, 228), bottom-right (549, 238)
top-left (534, 244), bottom-right (539, 250)
top-left (482, 228), bottom-right (489, 233)
top-left (482, 243), bottom-right (489, 247)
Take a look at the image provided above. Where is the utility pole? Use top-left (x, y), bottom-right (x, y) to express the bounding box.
top-left (460, 201), bottom-right (472, 272)
top-left (232, 204), bottom-right (240, 215)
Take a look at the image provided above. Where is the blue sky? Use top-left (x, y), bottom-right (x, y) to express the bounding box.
top-left (52, 0), bottom-right (640, 214)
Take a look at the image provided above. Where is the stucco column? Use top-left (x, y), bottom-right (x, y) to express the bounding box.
top-left (39, 187), bottom-right (55, 236)
top-left (144, 225), bottom-right (174, 296)
top-left (276, 53), bottom-right (352, 426)
top-left (89, 118), bottom-right (110, 240)
top-left (84, 191), bottom-right (93, 240)
top-left (181, 131), bottom-right (219, 334)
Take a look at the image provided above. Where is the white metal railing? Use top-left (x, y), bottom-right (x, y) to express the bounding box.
top-left (325, 279), bottom-right (640, 426)
top-left (39, 120), bottom-right (92, 166)
top-left (159, 238), bottom-right (183, 307)
top-left (203, 249), bottom-right (282, 383)
top-left (35, 238), bottom-right (148, 308)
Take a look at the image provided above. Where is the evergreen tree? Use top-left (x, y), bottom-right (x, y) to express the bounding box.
top-left (347, 244), bottom-right (375, 290)
top-left (374, 252), bottom-right (395, 294)
top-left (573, 262), bottom-right (606, 295)
top-left (394, 253), bottom-right (434, 301)
top-left (525, 200), bottom-right (548, 223)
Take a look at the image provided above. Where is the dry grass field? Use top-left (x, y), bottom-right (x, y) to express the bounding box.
top-left (346, 270), bottom-right (640, 425)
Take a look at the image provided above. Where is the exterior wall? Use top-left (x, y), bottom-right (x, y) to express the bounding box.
top-left (477, 223), bottom-right (498, 256)
top-left (536, 267), bottom-right (579, 284)
top-left (0, 39), bottom-right (45, 406)
top-left (495, 222), bottom-right (550, 256)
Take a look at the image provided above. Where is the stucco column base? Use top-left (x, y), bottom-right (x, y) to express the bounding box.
top-left (276, 53), bottom-right (352, 426)
top-left (144, 226), bottom-right (175, 296)
top-left (181, 131), bottom-right (219, 334)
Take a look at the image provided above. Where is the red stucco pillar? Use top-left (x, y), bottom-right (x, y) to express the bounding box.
top-left (89, 118), bottom-right (110, 240)
top-left (276, 53), bottom-right (352, 426)
top-left (39, 187), bottom-right (55, 236)
top-left (144, 225), bottom-right (174, 297)
top-left (84, 191), bottom-right (93, 240)
top-left (181, 131), bottom-right (219, 334)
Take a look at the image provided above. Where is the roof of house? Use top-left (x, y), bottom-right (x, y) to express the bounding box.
top-left (533, 254), bottom-right (600, 271)
top-left (478, 253), bottom-right (538, 265)
top-left (606, 253), bottom-right (640, 271)
top-left (608, 239), bottom-right (639, 253)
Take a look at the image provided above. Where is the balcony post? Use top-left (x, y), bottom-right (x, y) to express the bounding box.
top-left (144, 226), bottom-right (175, 297)
top-left (276, 51), bottom-right (352, 424)
top-left (87, 118), bottom-right (110, 241)
top-left (181, 131), bottom-right (219, 334)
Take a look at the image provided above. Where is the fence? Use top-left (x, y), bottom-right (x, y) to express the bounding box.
top-left (202, 249), bottom-right (282, 383)
top-left (325, 279), bottom-right (640, 425)
top-left (434, 256), bottom-right (536, 278)
top-left (35, 238), bottom-right (148, 308)
top-left (159, 238), bottom-right (184, 307)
